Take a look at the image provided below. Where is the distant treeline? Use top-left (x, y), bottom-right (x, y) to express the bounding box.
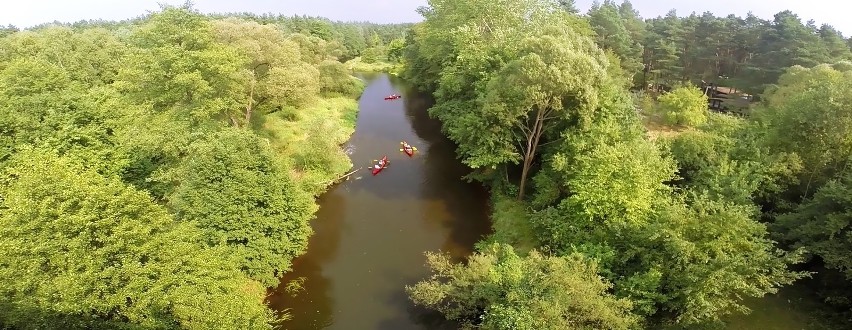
top-left (585, 0), bottom-right (852, 94)
top-left (2, 12), bottom-right (412, 63)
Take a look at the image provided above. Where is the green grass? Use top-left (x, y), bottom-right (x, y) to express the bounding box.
top-left (255, 96), bottom-right (359, 196)
top-left (483, 193), bottom-right (538, 254)
top-left (344, 57), bottom-right (402, 74)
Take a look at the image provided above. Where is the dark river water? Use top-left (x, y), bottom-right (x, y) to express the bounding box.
top-left (267, 73), bottom-right (492, 329)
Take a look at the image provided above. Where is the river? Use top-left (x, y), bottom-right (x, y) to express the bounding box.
top-left (267, 73), bottom-right (492, 329)
top-left (267, 73), bottom-right (827, 330)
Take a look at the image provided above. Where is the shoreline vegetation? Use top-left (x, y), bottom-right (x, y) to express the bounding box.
top-left (402, 0), bottom-right (852, 329)
top-left (0, 4), bottom-right (373, 329)
top-left (344, 56), bottom-right (403, 75)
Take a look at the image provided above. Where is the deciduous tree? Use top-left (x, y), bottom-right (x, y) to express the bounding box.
top-left (657, 85), bottom-right (708, 127)
top-left (407, 244), bottom-right (639, 329)
top-left (159, 129), bottom-right (315, 286)
top-left (0, 150), bottom-right (274, 329)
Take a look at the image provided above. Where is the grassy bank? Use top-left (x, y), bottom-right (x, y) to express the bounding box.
top-left (479, 192), bottom-right (538, 254)
top-left (256, 95), bottom-right (361, 196)
top-left (344, 57), bottom-right (403, 75)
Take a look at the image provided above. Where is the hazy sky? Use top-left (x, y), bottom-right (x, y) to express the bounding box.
top-left (1, 0), bottom-right (850, 36)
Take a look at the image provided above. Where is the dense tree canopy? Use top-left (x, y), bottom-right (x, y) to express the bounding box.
top-left (0, 4), bottom-right (363, 328)
top-left (403, 0), bottom-right (816, 327)
top-left (161, 129), bottom-right (316, 286)
top-left (758, 64), bottom-right (852, 190)
top-left (0, 150), bottom-right (274, 329)
top-left (408, 244), bottom-right (639, 330)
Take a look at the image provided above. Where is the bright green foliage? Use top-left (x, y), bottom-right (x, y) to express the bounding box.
top-left (262, 64), bottom-right (320, 109)
top-left (666, 130), bottom-right (732, 181)
top-left (479, 34), bottom-right (611, 199)
top-left (211, 18), bottom-right (318, 125)
top-left (526, 99), bottom-right (801, 325)
top-left (318, 60), bottom-right (364, 97)
top-left (0, 27), bottom-right (128, 85)
top-left (116, 7), bottom-right (246, 124)
top-left (667, 131), bottom-right (765, 205)
top-left (287, 32), bottom-right (337, 65)
top-left (641, 195), bottom-right (805, 325)
top-left (407, 244), bottom-right (640, 330)
top-left (532, 116), bottom-right (675, 230)
top-left (532, 154), bottom-right (803, 325)
top-left (386, 37), bottom-right (406, 62)
top-left (0, 57), bottom-right (126, 174)
top-left (160, 129), bottom-right (315, 287)
top-left (405, 0), bottom-right (852, 326)
top-left (665, 112), bottom-right (804, 208)
top-left (408, 0), bottom-right (606, 199)
top-left (777, 169), bottom-right (852, 280)
top-left (256, 96), bottom-right (358, 195)
top-left (0, 150), bottom-right (274, 329)
top-left (260, 14), bottom-right (410, 61)
top-left (0, 5), bottom-right (364, 328)
top-left (758, 64), bottom-right (852, 191)
top-left (361, 32), bottom-right (387, 63)
top-left (530, 113), bottom-right (675, 277)
top-left (657, 86), bottom-right (708, 127)
top-left (404, 0), bottom-right (592, 95)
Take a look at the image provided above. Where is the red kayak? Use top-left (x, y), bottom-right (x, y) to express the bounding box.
top-left (384, 95), bottom-right (402, 100)
top-left (400, 141), bottom-right (416, 157)
top-left (371, 156), bottom-right (389, 175)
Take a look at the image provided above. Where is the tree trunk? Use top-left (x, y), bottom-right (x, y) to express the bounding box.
top-left (518, 108), bottom-right (546, 201)
top-left (244, 80), bottom-right (255, 125)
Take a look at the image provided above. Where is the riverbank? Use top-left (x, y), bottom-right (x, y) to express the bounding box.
top-left (255, 94), bottom-right (362, 197)
top-left (267, 73), bottom-right (492, 329)
top-left (344, 57), bottom-right (403, 75)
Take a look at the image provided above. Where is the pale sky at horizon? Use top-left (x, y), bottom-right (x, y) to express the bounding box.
top-left (1, 0), bottom-right (850, 37)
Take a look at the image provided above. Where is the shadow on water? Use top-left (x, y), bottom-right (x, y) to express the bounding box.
top-left (267, 73), bottom-right (491, 329)
top-left (267, 191), bottom-right (348, 328)
top-left (401, 82), bottom-right (492, 260)
top-left (375, 272), bottom-right (466, 330)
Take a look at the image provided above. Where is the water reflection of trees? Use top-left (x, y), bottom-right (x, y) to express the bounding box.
top-left (267, 191), bottom-right (347, 329)
top-left (268, 74), bottom-right (492, 329)
top-left (398, 77), bottom-right (492, 262)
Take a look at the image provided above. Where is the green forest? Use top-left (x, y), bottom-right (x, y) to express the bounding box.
top-left (403, 0), bottom-right (852, 329)
top-left (1, 0), bottom-right (852, 329)
top-left (0, 4), bottom-right (407, 329)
